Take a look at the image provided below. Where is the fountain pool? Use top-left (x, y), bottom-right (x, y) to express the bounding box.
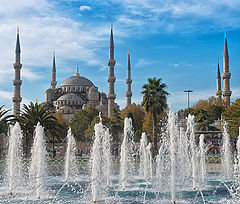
top-left (0, 113), bottom-right (240, 203)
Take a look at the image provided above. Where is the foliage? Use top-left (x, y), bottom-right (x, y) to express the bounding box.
top-left (193, 97), bottom-right (224, 120)
top-left (85, 115), bottom-right (123, 143)
top-left (178, 97), bottom-right (224, 134)
top-left (69, 106), bottom-right (98, 141)
top-left (0, 105), bottom-right (13, 135)
top-left (17, 102), bottom-right (63, 156)
top-left (141, 77), bottom-right (169, 156)
top-left (224, 98), bottom-right (240, 138)
top-left (120, 103), bottom-right (145, 142)
top-left (53, 111), bottom-right (69, 140)
top-left (142, 112), bottom-right (153, 140)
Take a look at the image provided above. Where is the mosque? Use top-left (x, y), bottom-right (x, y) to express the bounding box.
top-left (12, 26), bottom-right (133, 120)
top-left (12, 26), bottom-right (231, 119)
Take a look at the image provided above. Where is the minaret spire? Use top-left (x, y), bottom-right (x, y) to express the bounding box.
top-left (51, 51), bottom-right (57, 89)
top-left (222, 32), bottom-right (231, 105)
top-left (216, 59), bottom-right (222, 100)
top-left (107, 24), bottom-right (116, 117)
top-left (126, 49), bottom-right (132, 107)
top-left (13, 27), bottom-right (22, 116)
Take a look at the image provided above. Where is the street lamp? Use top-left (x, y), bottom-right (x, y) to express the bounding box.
top-left (184, 90), bottom-right (193, 109)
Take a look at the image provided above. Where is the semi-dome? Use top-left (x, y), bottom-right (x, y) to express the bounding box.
top-left (89, 85), bottom-right (98, 92)
top-left (57, 93), bottom-right (82, 101)
top-left (59, 76), bottom-right (93, 87)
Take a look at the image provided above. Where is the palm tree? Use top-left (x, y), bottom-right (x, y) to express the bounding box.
top-left (0, 105), bottom-right (14, 159)
top-left (17, 102), bottom-right (63, 157)
top-left (0, 105), bottom-right (13, 135)
top-left (141, 77), bottom-right (169, 156)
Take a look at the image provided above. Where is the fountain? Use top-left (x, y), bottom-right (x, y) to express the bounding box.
top-left (64, 128), bottom-right (78, 181)
top-left (119, 117), bottom-right (134, 189)
top-left (237, 127), bottom-right (240, 171)
top-left (168, 110), bottom-right (177, 203)
top-left (0, 113), bottom-right (239, 203)
top-left (221, 122), bottom-right (233, 179)
top-left (5, 122), bottom-right (24, 195)
top-left (91, 114), bottom-right (112, 202)
top-left (139, 132), bottom-right (152, 180)
top-left (29, 122), bottom-right (47, 199)
top-left (186, 114), bottom-right (197, 189)
top-left (199, 134), bottom-right (206, 185)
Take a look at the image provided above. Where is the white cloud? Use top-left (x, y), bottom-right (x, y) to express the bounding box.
top-left (114, 0), bottom-right (240, 33)
top-left (80, 6), bottom-right (91, 11)
top-left (174, 64), bottom-right (179, 67)
top-left (135, 58), bottom-right (156, 67)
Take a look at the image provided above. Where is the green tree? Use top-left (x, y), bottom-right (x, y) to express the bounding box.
top-left (224, 98), bottom-right (240, 138)
top-left (17, 102), bottom-right (63, 157)
top-left (120, 103), bottom-right (145, 142)
top-left (193, 97), bottom-right (224, 120)
top-left (141, 77), bottom-right (169, 156)
top-left (85, 115), bottom-right (123, 143)
top-left (69, 106), bottom-right (98, 141)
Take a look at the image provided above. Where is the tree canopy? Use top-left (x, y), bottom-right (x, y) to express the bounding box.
top-left (69, 106), bottom-right (99, 141)
top-left (141, 77), bottom-right (169, 156)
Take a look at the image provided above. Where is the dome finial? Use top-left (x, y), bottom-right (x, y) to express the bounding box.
top-left (75, 64), bottom-right (80, 76)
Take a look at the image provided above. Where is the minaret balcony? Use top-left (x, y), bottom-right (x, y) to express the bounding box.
top-left (13, 63), bottom-right (22, 69)
top-left (126, 92), bottom-right (132, 97)
top-left (222, 73), bottom-right (231, 79)
top-left (108, 93), bottom-right (116, 99)
top-left (13, 80), bottom-right (22, 85)
top-left (12, 96), bottom-right (22, 102)
top-left (222, 90), bottom-right (232, 96)
top-left (107, 59), bottom-right (116, 66)
top-left (216, 90), bottom-right (222, 96)
top-left (126, 79), bottom-right (132, 84)
top-left (107, 76), bottom-right (116, 83)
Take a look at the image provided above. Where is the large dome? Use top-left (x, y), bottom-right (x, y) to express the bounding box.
top-left (59, 76), bottom-right (93, 87)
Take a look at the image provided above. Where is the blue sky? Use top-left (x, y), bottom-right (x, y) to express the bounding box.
top-left (1, 0), bottom-right (240, 112)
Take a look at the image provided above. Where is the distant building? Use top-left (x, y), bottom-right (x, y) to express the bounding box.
top-left (12, 26), bottom-right (134, 120)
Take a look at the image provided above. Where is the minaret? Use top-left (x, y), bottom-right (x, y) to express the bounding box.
top-left (216, 60), bottom-right (222, 100)
top-left (12, 27), bottom-right (22, 116)
top-left (126, 49), bottom-right (132, 107)
top-left (51, 52), bottom-right (57, 89)
top-left (222, 32), bottom-right (231, 105)
top-left (107, 24), bottom-right (116, 117)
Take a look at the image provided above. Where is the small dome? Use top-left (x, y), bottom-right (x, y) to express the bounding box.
top-left (45, 88), bottom-right (54, 93)
top-left (57, 93), bottom-right (82, 101)
top-left (89, 86), bottom-right (98, 92)
top-left (59, 76), bottom-right (93, 87)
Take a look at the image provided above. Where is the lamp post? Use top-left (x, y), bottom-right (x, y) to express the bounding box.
top-left (184, 90), bottom-right (193, 109)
